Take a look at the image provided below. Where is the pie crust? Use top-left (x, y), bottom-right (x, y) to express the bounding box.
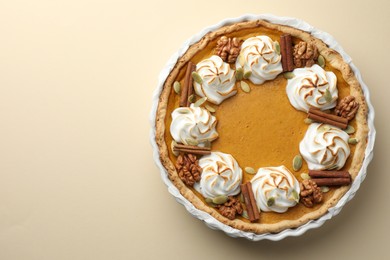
top-left (153, 19), bottom-right (370, 235)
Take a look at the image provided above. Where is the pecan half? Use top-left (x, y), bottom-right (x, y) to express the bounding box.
top-left (334, 95), bottom-right (359, 121)
top-left (299, 179), bottom-right (323, 208)
top-left (215, 36), bottom-right (243, 64)
top-left (175, 154), bottom-right (202, 187)
top-left (293, 41), bottom-right (319, 68)
top-left (215, 196), bottom-right (243, 220)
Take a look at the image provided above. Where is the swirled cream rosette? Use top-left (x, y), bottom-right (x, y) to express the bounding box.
top-left (235, 35), bottom-right (283, 85)
top-left (286, 64), bottom-right (338, 112)
top-left (251, 166), bottom-right (300, 213)
top-left (193, 55), bottom-right (236, 105)
top-left (170, 104), bottom-right (218, 145)
top-left (195, 152), bottom-right (242, 199)
top-left (300, 123), bottom-right (350, 170)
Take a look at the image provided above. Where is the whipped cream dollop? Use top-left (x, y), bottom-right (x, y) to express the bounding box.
top-left (193, 55), bottom-right (236, 105)
top-left (170, 104), bottom-right (218, 145)
top-left (250, 166), bottom-right (300, 213)
top-left (235, 36), bottom-right (282, 85)
top-left (286, 64), bottom-right (338, 112)
top-left (196, 152), bottom-right (242, 199)
top-left (300, 123), bottom-right (350, 170)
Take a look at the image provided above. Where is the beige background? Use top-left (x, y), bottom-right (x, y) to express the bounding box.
top-left (0, 0), bottom-right (389, 259)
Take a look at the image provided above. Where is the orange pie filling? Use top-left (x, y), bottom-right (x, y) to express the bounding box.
top-left (161, 23), bottom-right (363, 226)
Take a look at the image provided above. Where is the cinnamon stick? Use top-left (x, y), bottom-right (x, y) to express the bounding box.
top-left (173, 144), bottom-right (211, 155)
top-left (308, 113), bottom-right (347, 129)
top-left (280, 36), bottom-right (288, 72)
top-left (312, 177), bottom-right (351, 186)
top-left (173, 148), bottom-right (211, 155)
top-left (285, 35), bottom-right (294, 71)
top-left (308, 107), bottom-right (348, 129)
top-left (309, 170), bottom-right (351, 179)
top-left (280, 34), bottom-right (294, 72)
top-left (309, 108), bottom-right (348, 125)
top-left (180, 62), bottom-right (195, 107)
top-left (241, 183), bottom-right (255, 222)
top-left (246, 182), bottom-right (260, 221)
top-left (174, 144), bottom-right (211, 151)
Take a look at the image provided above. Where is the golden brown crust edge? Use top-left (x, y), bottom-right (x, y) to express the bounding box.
top-left (154, 20), bottom-right (369, 234)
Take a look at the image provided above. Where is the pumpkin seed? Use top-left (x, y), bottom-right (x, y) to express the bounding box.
top-left (212, 195), bottom-right (228, 205)
top-left (245, 167), bottom-right (256, 174)
top-left (241, 210), bottom-right (249, 219)
top-left (194, 97), bottom-right (207, 107)
top-left (240, 81), bottom-right (250, 93)
top-left (202, 140), bottom-right (211, 148)
top-left (176, 108), bottom-right (190, 114)
top-left (205, 198), bottom-right (213, 203)
top-left (293, 155), bottom-right (303, 171)
top-left (283, 72), bottom-right (295, 79)
top-left (318, 55), bottom-right (325, 68)
top-left (275, 41), bottom-right (281, 55)
top-left (188, 94), bottom-right (196, 103)
top-left (238, 54), bottom-right (245, 67)
top-left (348, 138), bottom-right (359, 144)
top-left (291, 189), bottom-right (299, 202)
top-left (321, 186), bottom-right (330, 193)
top-left (344, 125), bottom-right (355, 134)
top-left (171, 141), bottom-right (179, 156)
top-left (304, 118), bottom-right (314, 124)
top-left (205, 198), bottom-right (217, 207)
top-left (205, 104), bottom-right (216, 113)
top-left (173, 81), bottom-right (181, 94)
top-left (324, 89), bottom-right (332, 103)
top-left (300, 173), bottom-right (311, 180)
top-left (186, 138), bottom-right (198, 146)
top-left (267, 197), bottom-right (275, 207)
top-left (235, 68), bottom-right (244, 80)
top-left (243, 70), bottom-right (252, 79)
top-left (192, 71), bottom-right (203, 84)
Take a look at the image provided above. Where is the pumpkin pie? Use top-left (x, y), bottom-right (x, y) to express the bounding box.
top-left (152, 17), bottom-right (371, 236)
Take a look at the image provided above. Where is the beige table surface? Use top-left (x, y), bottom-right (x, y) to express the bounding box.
top-left (0, 0), bottom-right (389, 259)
